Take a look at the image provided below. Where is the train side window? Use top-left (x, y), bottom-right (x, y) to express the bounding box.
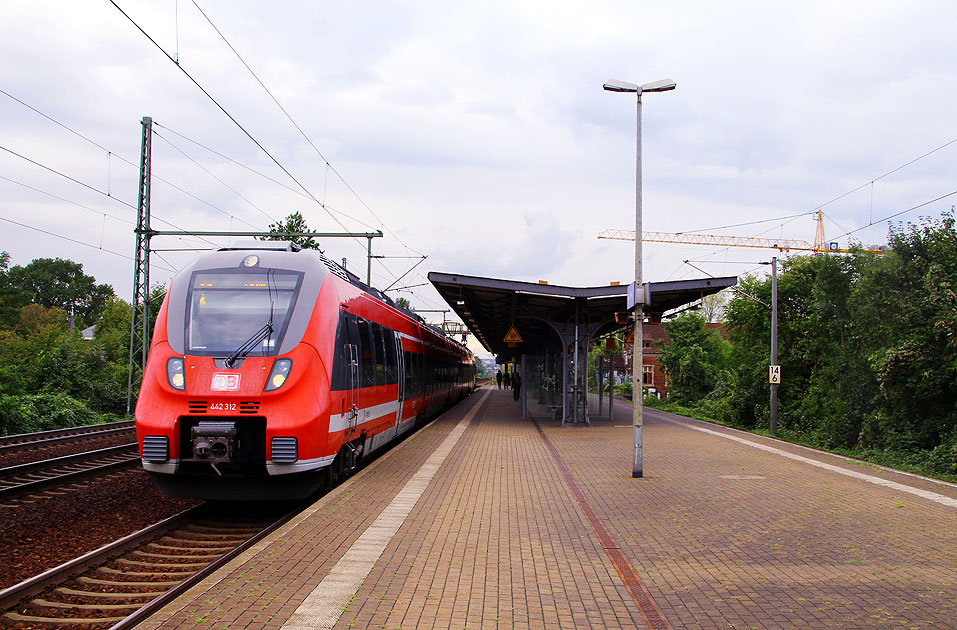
top-left (411, 351), bottom-right (419, 397)
top-left (382, 329), bottom-right (397, 385)
top-left (415, 352), bottom-right (423, 396)
top-left (357, 318), bottom-right (376, 388)
top-left (425, 355), bottom-right (430, 389)
top-left (331, 311), bottom-right (349, 391)
top-left (420, 352), bottom-right (427, 396)
top-left (414, 352), bottom-right (422, 395)
top-left (372, 324), bottom-right (386, 386)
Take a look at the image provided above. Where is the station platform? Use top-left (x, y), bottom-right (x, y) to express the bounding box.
top-left (140, 386), bottom-right (957, 630)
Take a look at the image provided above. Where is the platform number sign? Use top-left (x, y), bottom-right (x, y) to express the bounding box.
top-left (769, 365), bottom-right (782, 384)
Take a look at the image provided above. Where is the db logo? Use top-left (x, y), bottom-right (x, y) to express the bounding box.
top-left (211, 373), bottom-right (242, 391)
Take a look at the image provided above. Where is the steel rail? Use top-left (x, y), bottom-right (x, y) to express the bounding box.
top-left (0, 444), bottom-right (140, 500)
top-left (0, 501), bottom-right (306, 628)
top-left (109, 504), bottom-right (305, 630)
top-left (0, 506), bottom-right (200, 611)
top-left (0, 456), bottom-right (141, 500)
top-left (0, 420), bottom-right (135, 450)
top-left (0, 443), bottom-right (138, 478)
top-left (0, 425), bottom-right (135, 455)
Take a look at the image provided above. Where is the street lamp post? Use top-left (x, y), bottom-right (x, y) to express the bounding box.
top-left (604, 77), bottom-right (675, 478)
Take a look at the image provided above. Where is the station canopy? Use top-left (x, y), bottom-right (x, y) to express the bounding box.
top-left (428, 272), bottom-right (737, 357)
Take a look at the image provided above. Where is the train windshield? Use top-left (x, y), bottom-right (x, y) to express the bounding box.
top-left (185, 269), bottom-right (304, 357)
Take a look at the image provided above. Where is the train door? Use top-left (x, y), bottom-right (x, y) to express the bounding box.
top-left (341, 313), bottom-right (360, 434)
top-left (395, 331), bottom-right (405, 430)
top-left (346, 343), bottom-right (359, 433)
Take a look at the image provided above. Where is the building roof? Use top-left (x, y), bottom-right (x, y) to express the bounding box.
top-left (428, 272), bottom-right (736, 357)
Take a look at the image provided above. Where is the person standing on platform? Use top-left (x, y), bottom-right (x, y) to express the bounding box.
top-left (512, 371), bottom-right (521, 401)
top-left (503, 370), bottom-right (511, 390)
top-left (496, 370), bottom-right (503, 389)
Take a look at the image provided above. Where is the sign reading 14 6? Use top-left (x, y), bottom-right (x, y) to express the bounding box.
top-left (769, 365), bottom-right (782, 384)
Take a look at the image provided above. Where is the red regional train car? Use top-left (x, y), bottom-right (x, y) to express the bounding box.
top-left (135, 241), bottom-right (475, 500)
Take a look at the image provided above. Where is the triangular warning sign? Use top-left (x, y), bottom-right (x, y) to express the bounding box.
top-left (625, 327), bottom-right (634, 344)
top-left (503, 325), bottom-right (523, 343)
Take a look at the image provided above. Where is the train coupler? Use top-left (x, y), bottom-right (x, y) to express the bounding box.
top-left (190, 421), bottom-right (238, 476)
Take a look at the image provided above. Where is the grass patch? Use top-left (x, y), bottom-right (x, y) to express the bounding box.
top-left (643, 398), bottom-right (957, 484)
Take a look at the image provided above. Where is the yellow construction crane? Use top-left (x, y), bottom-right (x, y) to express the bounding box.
top-left (598, 211), bottom-right (888, 254)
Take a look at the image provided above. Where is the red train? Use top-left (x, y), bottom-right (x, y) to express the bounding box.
top-left (135, 241), bottom-right (475, 500)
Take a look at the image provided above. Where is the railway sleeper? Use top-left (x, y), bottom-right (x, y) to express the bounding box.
top-left (79, 575), bottom-right (182, 587)
top-left (163, 531), bottom-right (249, 541)
top-left (149, 541), bottom-right (231, 552)
top-left (76, 575), bottom-right (180, 588)
top-left (56, 587), bottom-right (166, 599)
top-left (96, 567), bottom-right (196, 586)
top-left (156, 534), bottom-right (236, 544)
top-left (4, 611), bottom-right (126, 624)
top-left (187, 523), bottom-right (264, 534)
top-left (132, 549), bottom-right (222, 561)
top-left (30, 598), bottom-right (143, 612)
top-left (115, 558), bottom-right (209, 569)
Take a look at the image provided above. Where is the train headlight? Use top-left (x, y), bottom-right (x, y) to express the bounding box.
top-left (166, 357), bottom-right (186, 391)
top-left (265, 358), bottom-right (292, 391)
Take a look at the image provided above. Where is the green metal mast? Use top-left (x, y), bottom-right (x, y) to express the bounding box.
top-left (127, 116), bottom-right (152, 415)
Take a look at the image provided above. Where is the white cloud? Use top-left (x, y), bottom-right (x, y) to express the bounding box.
top-left (1, 0), bottom-right (956, 328)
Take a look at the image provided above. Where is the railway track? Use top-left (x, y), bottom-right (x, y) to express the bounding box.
top-left (0, 444), bottom-right (140, 501)
top-left (0, 502), bottom-right (298, 628)
top-left (0, 420), bottom-right (135, 455)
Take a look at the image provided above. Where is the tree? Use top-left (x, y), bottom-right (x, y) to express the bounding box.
top-left (5, 257), bottom-right (114, 327)
top-left (861, 212), bottom-right (957, 451)
top-left (94, 297), bottom-right (132, 364)
top-left (658, 312), bottom-right (728, 405)
top-left (700, 289), bottom-right (729, 323)
top-left (260, 211), bottom-right (321, 250)
top-left (394, 297), bottom-right (411, 310)
top-left (0, 252), bottom-right (29, 329)
top-left (722, 214), bottom-right (957, 460)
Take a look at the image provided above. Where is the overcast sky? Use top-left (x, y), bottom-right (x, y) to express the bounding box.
top-left (2, 1), bottom-right (956, 356)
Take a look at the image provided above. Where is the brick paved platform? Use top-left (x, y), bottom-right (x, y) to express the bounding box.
top-left (139, 387), bottom-right (957, 630)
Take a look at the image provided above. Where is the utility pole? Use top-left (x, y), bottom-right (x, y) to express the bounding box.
top-left (770, 256), bottom-right (778, 436)
top-left (127, 116), bottom-right (152, 415)
top-left (413, 309), bottom-right (450, 330)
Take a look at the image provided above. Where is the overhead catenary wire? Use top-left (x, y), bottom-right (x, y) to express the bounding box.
top-left (0, 88), bottom-right (258, 246)
top-left (834, 190), bottom-right (957, 240)
top-left (0, 174), bottom-right (134, 225)
top-left (0, 215), bottom-right (175, 272)
top-left (0, 88), bottom-right (114, 155)
top-left (2, 68), bottom-right (384, 264)
top-left (107, 0), bottom-right (367, 250)
top-left (809, 136), bottom-right (957, 216)
top-left (152, 129), bottom-right (273, 227)
top-left (0, 143), bottom-right (222, 249)
top-left (109, 2), bottom-right (430, 300)
top-left (686, 211), bottom-right (815, 235)
top-left (0, 144), bottom-right (136, 210)
top-left (188, 0), bottom-right (426, 260)
top-left (2, 141), bottom-right (225, 246)
top-left (683, 137), bottom-right (957, 243)
top-left (152, 123), bottom-right (380, 231)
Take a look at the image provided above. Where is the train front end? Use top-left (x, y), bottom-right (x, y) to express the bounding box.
top-left (134, 243), bottom-right (336, 500)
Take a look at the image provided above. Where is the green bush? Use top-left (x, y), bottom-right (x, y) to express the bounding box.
top-left (0, 392), bottom-right (100, 436)
top-left (924, 434), bottom-right (957, 477)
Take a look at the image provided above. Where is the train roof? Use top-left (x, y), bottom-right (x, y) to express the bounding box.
top-left (205, 242), bottom-right (471, 354)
